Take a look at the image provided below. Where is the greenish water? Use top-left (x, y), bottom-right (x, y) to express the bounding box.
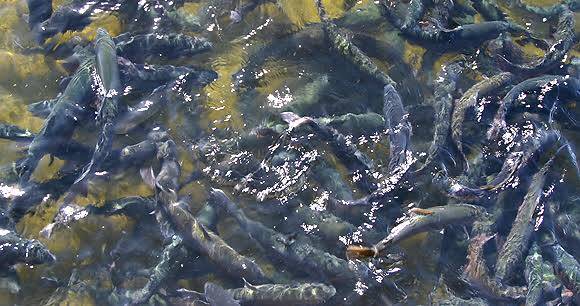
top-left (0, 0), bottom-right (579, 305)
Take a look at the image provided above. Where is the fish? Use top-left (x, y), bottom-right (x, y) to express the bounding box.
top-left (553, 212), bottom-right (580, 262)
top-left (40, 196), bottom-right (157, 238)
top-left (125, 201), bottom-right (219, 304)
top-left (347, 204), bottom-right (488, 259)
top-left (0, 123), bottom-right (34, 142)
top-left (383, 84), bottom-right (412, 174)
top-left (33, 2), bottom-right (96, 43)
top-left (26, 0), bottom-right (52, 30)
top-left (380, 1), bottom-right (526, 49)
top-left (114, 33), bottom-right (212, 64)
top-left (494, 155), bottom-right (554, 283)
top-left (228, 280), bottom-right (336, 305)
top-left (280, 111), bottom-right (376, 193)
top-left (497, 6), bottom-right (575, 75)
top-left (416, 61), bottom-right (464, 173)
top-left (451, 72), bottom-right (516, 170)
top-left (27, 98), bottom-right (59, 119)
top-left (152, 139), bottom-right (269, 284)
top-left (0, 228), bottom-right (56, 267)
top-left (315, 112), bottom-right (385, 138)
top-left (525, 243), bottom-right (562, 306)
top-left (9, 134), bottom-right (162, 222)
top-left (72, 28), bottom-right (122, 196)
top-left (537, 216), bottom-right (580, 302)
top-left (462, 234), bottom-right (527, 303)
top-left (17, 46), bottom-right (95, 184)
top-left (487, 75), bottom-right (580, 141)
top-left (114, 69), bottom-right (217, 134)
top-left (315, 0), bottom-right (396, 87)
top-left (209, 188), bottom-right (354, 283)
top-left (205, 282), bottom-right (240, 306)
top-left (471, 0), bottom-right (507, 21)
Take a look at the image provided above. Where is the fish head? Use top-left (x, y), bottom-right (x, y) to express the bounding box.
top-left (25, 240), bottom-right (56, 265)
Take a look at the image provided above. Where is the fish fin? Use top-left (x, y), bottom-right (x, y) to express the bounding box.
top-left (280, 111), bottom-right (301, 123)
top-left (140, 166), bottom-right (156, 189)
top-left (198, 221), bottom-right (212, 241)
top-left (409, 208), bottom-right (434, 216)
top-left (48, 154), bottom-right (55, 166)
top-left (204, 282), bottom-right (239, 306)
top-left (242, 278), bottom-right (259, 291)
top-left (346, 245), bottom-right (377, 260)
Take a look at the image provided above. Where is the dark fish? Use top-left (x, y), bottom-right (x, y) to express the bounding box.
top-left (525, 243), bottom-right (562, 306)
top-left (40, 196), bottom-right (157, 238)
top-left (497, 6), bottom-right (575, 75)
top-left (9, 135), bottom-right (161, 222)
top-left (72, 28), bottom-right (122, 196)
top-left (209, 188), bottom-right (354, 283)
top-left (205, 282), bottom-right (240, 306)
top-left (494, 155), bottom-right (554, 283)
top-left (280, 112), bottom-right (376, 193)
top-left (119, 59), bottom-right (217, 96)
top-left (487, 75), bottom-right (580, 140)
top-left (152, 140), bottom-right (269, 284)
top-left (381, 2), bottom-right (526, 49)
top-left (416, 62), bottom-right (464, 173)
top-left (537, 219), bottom-right (580, 301)
top-left (126, 202), bottom-right (219, 304)
top-left (472, 0), bottom-right (506, 21)
top-left (316, 112), bottom-right (385, 138)
top-left (463, 234), bottom-right (526, 303)
top-left (26, 0), bottom-right (52, 30)
top-left (115, 33), bottom-right (212, 64)
top-left (114, 69), bottom-right (217, 134)
top-left (347, 204), bottom-right (488, 259)
top-left (27, 98), bottom-right (58, 119)
top-left (33, 3), bottom-right (95, 43)
top-left (315, 0), bottom-right (396, 87)
top-left (229, 280), bottom-right (336, 305)
top-left (0, 228), bottom-right (56, 267)
top-left (451, 72), bottom-right (516, 170)
top-left (383, 84), bottom-right (412, 174)
top-left (553, 212), bottom-right (580, 261)
top-left (17, 47), bottom-right (94, 184)
top-left (0, 123), bottom-right (34, 142)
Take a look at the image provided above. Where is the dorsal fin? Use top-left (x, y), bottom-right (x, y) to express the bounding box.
top-left (242, 278), bottom-right (259, 291)
top-left (409, 207), bottom-right (434, 216)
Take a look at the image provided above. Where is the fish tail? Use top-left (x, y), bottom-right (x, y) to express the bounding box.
top-left (346, 245), bottom-right (377, 260)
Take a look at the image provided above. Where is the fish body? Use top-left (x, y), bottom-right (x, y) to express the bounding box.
top-left (114, 69), bottom-right (216, 134)
top-left (26, 0), bottom-right (52, 30)
top-left (0, 228), bottom-right (55, 267)
top-left (488, 75), bottom-right (580, 140)
top-left (525, 243), bottom-right (561, 306)
top-left (495, 157), bottom-right (553, 283)
top-left (115, 33), bottom-right (212, 64)
top-left (28, 99), bottom-right (58, 119)
top-left (71, 28), bottom-right (122, 195)
top-left (18, 48), bottom-right (94, 184)
top-left (315, 0), bottom-right (396, 87)
top-left (373, 204), bottom-right (487, 255)
top-left (498, 6), bottom-right (575, 75)
top-left (209, 188), bottom-right (355, 284)
top-left (384, 84), bottom-right (412, 174)
top-left (0, 123), bottom-right (34, 142)
top-left (154, 140), bottom-right (268, 284)
top-left (230, 281), bottom-right (336, 305)
top-left (451, 72), bottom-right (515, 168)
top-left (417, 62), bottom-right (463, 173)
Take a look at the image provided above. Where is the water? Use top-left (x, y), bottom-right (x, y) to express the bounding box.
top-left (0, 0), bottom-right (579, 305)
